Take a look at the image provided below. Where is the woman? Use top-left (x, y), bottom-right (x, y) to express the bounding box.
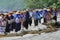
top-left (14, 13), bottom-right (21, 32)
top-left (53, 8), bottom-right (57, 22)
top-left (33, 10), bottom-right (39, 26)
top-left (2, 15), bottom-right (7, 35)
top-left (45, 9), bottom-right (51, 23)
top-left (0, 14), bottom-right (3, 35)
top-left (20, 11), bottom-right (26, 30)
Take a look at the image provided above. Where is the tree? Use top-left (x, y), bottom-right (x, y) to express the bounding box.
top-left (24, 0), bottom-right (60, 10)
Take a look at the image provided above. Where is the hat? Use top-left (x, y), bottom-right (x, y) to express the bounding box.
top-left (43, 8), bottom-right (47, 10)
top-left (26, 9), bottom-right (29, 11)
top-left (16, 11), bottom-right (20, 14)
top-left (38, 9), bottom-right (42, 11)
top-left (47, 9), bottom-right (50, 11)
top-left (12, 10), bottom-right (17, 12)
top-left (20, 11), bottom-right (25, 14)
top-left (4, 13), bottom-right (8, 15)
top-left (35, 9), bottom-right (39, 11)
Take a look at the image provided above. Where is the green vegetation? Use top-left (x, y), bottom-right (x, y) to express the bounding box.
top-left (25, 0), bottom-right (60, 10)
top-left (0, 0), bottom-right (60, 10)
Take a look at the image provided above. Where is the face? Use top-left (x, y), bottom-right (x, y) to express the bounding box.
top-left (21, 13), bottom-right (24, 15)
top-left (4, 15), bottom-right (7, 19)
top-left (1, 15), bottom-right (4, 18)
top-left (13, 11), bottom-right (17, 14)
top-left (8, 13), bottom-right (11, 17)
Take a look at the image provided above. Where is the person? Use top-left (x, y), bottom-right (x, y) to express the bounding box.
top-left (23, 11), bottom-right (30, 29)
top-left (33, 10), bottom-right (40, 26)
top-left (45, 12), bottom-right (50, 23)
top-left (19, 11), bottom-right (25, 30)
top-left (29, 10), bottom-right (33, 26)
top-left (0, 14), bottom-right (7, 35)
top-left (39, 9), bottom-right (43, 23)
top-left (0, 14), bottom-right (5, 35)
top-left (2, 15), bottom-right (7, 35)
top-left (45, 8), bottom-right (52, 23)
top-left (52, 8), bottom-right (58, 27)
top-left (12, 11), bottom-right (17, 31)
top-left (43, 8), bottom-right (47, 23)
top-left (14, 12), bottom-right (21, 33)
top-left (52, 8), bottom-right (57, 22)
top-left (5, 13), bottom-right (14, 34)
top-left (10, 13), bottom-right (14, 31)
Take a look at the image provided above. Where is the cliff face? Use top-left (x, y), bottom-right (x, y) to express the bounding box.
top-left (0, 0), bottom-right (25, 11)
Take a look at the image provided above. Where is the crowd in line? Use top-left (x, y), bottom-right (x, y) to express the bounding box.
top-left (0, 8), bottom-right (57, 35)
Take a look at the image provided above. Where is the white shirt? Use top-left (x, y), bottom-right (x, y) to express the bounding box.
top-left (29, 12), bottom-right (33, 17)
top-left (15, 17), bottom-right (20, 23)
top-left (0, 16), bottom-right (3, 26)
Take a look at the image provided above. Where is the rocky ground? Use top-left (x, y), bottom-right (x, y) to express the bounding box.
top-left (0, 29), bottom-right (60, 40)
top-left (0, 22), bottom-right (59, 40)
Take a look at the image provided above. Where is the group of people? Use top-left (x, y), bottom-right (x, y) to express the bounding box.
top-left (0, 8), bottom-right (57, 35)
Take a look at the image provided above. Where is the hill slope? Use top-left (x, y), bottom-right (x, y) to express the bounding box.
top-left (0, 0), bottom-right (25, 11)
